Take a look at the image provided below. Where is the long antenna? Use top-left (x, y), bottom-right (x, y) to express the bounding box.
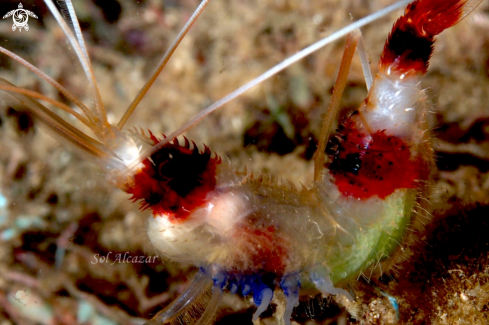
top-left (57, 0), bottom-right (90, 61)
top-left (117, 0), bottom-right (211, 129)
top-left (125, 0), bottom-right (413, 172)
top-left (0, 46), bottom-right (96, 126)
top-left (43, 0), bottom-right (107, 128)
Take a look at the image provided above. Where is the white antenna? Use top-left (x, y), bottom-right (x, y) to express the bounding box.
top-left (43, 0), bottom-right (107, 128)
top-left (117, 0), bottom-right (211, 129)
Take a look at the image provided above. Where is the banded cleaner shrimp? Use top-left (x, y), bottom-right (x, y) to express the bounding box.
top-left (0, 0), bottom-right (489, 324)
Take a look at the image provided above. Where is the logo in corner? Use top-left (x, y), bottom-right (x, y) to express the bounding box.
top-left (3, 3), bottom-right (38, 32)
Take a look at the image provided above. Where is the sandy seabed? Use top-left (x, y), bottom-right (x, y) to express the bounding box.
top-left (0, 0), bottom-right (488, 324)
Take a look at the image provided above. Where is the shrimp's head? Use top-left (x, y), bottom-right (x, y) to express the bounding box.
top-left (124, 132), bottom-right (221, 222)
top-left (113, 132), bottom-right (224, 262)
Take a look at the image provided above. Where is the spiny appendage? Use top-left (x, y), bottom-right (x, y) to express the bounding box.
top-left (380, 0), bottom-right (473, 75)
top-left (328, 114), bottom-right (424, 199)
top-left (125, 130), bottom-right (221, 222)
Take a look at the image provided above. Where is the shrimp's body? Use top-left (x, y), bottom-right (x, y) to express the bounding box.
top-left (125, 1), bottom-right (479, 323)
top-left (0, 0), bottom-right (485, 324)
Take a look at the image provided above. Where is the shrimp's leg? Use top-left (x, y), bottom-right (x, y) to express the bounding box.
top-left (310, 266), bottom-right (354, 301)
top-left (314, 30), bottom-right (361, 181)
top-left (279, 275), bottom-right (301, 325)
top-left (144, 270), bottom-right (213, 325)
top-left (251, 278), bottom-right (274, 322)
top-left (252, 288), bottom-right (273, 322)
top-left (194, 284), bottom-right (224, 325)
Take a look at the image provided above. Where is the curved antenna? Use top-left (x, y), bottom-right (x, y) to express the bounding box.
top-left (117, 0), bottom-right (211, 129)
top-left (43, 0), bottom-right (108, 128)
top-left (0, 46), bottom-right (97, 126)
top-left (0, 84), bottom-right (91, 127)
top-left (125, 0), bottom-right (413, 172)
top-left (56, 0), bottom-right (90, 61)
top-left (0, 79), bottom-right (119, 167)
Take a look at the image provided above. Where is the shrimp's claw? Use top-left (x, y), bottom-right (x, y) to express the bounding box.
top-left (380, 0), bottom-right (484, 75)
top-left (144, 270), bottom-right (221, 325)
